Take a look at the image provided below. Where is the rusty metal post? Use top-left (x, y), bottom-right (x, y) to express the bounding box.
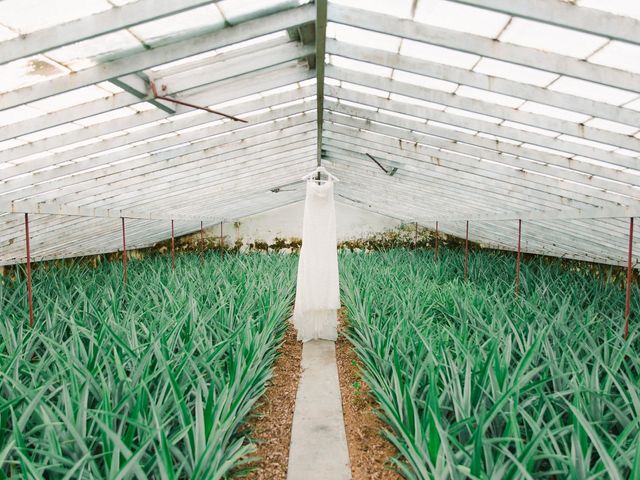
top-left (121, 217), bottom-right (127, 288)
top-left (200, 221), bottom-right (205, 266)
top-left (464, 221), bottom-right (469, 281)
top-left (220, 221), bottom-right (224, 257)
top-left (171, 220), bottom-right (175, 271)
top-left (435, 221), bottom-right (439, 262)
top-left (625, 217), bottom-right (634, 339)
top-left (516, 219), bottom-right (522, 297)
top-left (24, 213), bottom-right (34, 327)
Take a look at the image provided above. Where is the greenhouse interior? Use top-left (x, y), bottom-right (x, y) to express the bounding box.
top-left (1, 0), bottom-right (640, 478)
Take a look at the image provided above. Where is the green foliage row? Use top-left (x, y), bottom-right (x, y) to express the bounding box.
top-left (340, 249), bottom-right (640, 479)
top-left (0, 253), bottom-right (296, 479)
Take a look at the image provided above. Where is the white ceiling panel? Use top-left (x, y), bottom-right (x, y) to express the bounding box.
top-left (0, 0), bottom-right (639, 267)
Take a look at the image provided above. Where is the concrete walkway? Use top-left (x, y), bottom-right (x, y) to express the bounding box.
top-left (287, 340), bottom-right (351, 480)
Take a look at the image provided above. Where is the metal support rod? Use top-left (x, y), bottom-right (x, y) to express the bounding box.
top-left (200, 221), bottom-right (205, 266)
top-left (464, 220), bottom-right (469, 281)
top-left (435, 220), bottom-right (439, 262)
top-left (24, 213), bottom-right (34, 327)
top-left (366, 152), bottom-right (390, 174)
top-left (414, 221), bottom-right (418, 249)
top-left (624, 217), bottom-right (634, 339)
top-left (122, 217), bottom-right (127, 288)
top-left (516, 219), bottom-right (522, 297)
top-left (220, 221), bottom-right (224, 257)
top-left (150, 81), bottom-right (247, 122)
top-left (171, 219), bottom-right (175, 271)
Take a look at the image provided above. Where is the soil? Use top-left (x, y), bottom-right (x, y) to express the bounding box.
top-left (335, 309), bottom-right (403, 480)
top-left (241, 312), bottom-right (401, 480)
top-left (241, 323), bottom-right (303, 479)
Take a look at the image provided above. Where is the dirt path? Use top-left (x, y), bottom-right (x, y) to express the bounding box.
top-left (336, 310), bottom-right (402, 480)
top-left (242, 312), bottom-right (401, 480)
top-left (242, 324), bottom-right (303, 479)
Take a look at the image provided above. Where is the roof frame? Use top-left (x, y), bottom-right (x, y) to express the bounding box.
top-left (324, 105), bottom-right (640, 189)
top-left (448, 0), bottom-right (640, 46)
top-left (50, 134), bottom-right (317, 211)
top-left (0, 0), bottom-right (221, 65)
top-left (329, 170), bottom-right (634, 260)
top-left (324, 149), bottom-right (640, 249)
top-left (324, 111), bottom-right (640, 201)
top-left (0, 195), bottom-right (305, 265)
top-left (326, 86), bottom-right (638, 168)
top-left (328, 66), bottom-right (640, 154)
top-left (1, 64), bottom-right (314, 165)
top-left (327, 3), bottom-right (640, 93)
top-left (5, 133), bottom-right (316, 216)
top-left (0, 3), bottom-right (315, 110)
top-left (1, 0), bottom-right (639, 267)
top-left (326, 39), bottom-right (640, 127)
top-left (2, 99), bottom-right (316, 199)
top-left (323, 142), bottom-right (620, 215)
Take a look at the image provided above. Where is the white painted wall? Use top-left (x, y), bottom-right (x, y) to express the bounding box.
top-left (219, 200), bottom-right (400, 246)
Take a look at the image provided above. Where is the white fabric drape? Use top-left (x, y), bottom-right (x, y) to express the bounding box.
top-left (293, 179), bottom-right (340, 341)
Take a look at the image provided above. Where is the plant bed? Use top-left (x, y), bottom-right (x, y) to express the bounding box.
top-left (240, 323), bottom-right (302, 480)
top-left (340, 248), bottom-right (640, 479)
top-left (0, 253), bottom-right (296, 479)
top-left (336, 308), bottom-right (402, 480)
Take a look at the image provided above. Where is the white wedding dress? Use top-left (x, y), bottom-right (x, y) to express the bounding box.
top-left (293, 179), bottom-right (340, 341)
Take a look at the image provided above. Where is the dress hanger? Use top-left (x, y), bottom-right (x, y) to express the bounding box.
top-left (302, 166), bottom-right (340, 184)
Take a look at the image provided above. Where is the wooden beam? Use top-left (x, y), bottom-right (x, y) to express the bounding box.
top-left (0, 0), bottom-right (218, 65)
top-left (327, 65), bottom-right (640, 153)
top-left (325, 86), bottom-right (637, 169)
top-left (0, 3), bottom-right (315, 110)
top-left (324, 105), bottom-right (639, 190)
top-left (0, 201), bottom-right (221, 222)
top-left (1, 47), bottom-right (310, 142)
top-left (327, 4), bottom-right (640, 93)
top-left (323, 111), bottom-right (640, 202)
top-left (326, 39), bottom-right (640, 127)
top-left (448, 0), bottom-right (640, 46)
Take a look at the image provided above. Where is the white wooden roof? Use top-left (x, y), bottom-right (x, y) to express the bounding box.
top-left (1, 0), bottom-right (639, 266)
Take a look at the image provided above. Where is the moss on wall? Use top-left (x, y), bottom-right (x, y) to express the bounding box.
top-left (338, 222), bottom-right (471, 251)
top-left (1, 223), bottom-right (637, 289)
